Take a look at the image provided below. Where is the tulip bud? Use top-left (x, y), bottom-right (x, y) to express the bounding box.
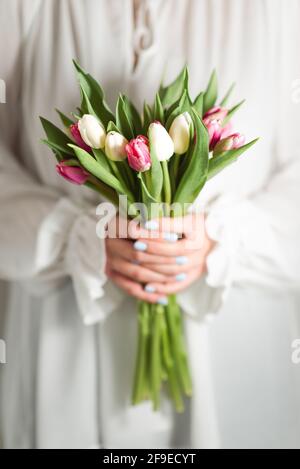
top-left (70, 123), bottom-right (91, 152)
top-left (56, 161), bottom-right (89, 185)
top-left (126, 135), bottom-right (152, 172)
top-left (213, 133), bottom-right (246, 156)
top-left (148, 121), bottom-right (174, 161)
top-left (169, 112), bottom-right (193, 155)
top-left (78, 114), bottom-right (106, 149)
top-left (203, 118), bottom-right (222, 150)
top-left (221, 121), bottom-right (233, 139)
top-left (105, 131), bottom-right (128, 161)
top-left (203, 106), bottom-right (228, 123)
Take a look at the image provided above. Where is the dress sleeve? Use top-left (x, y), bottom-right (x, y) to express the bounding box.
top-left (178, 0), bottom-right (300, 320)
top-left (0, 0), bottom-right (124, 324)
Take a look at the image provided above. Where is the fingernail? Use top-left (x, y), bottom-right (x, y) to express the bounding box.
top-left (144, 220), bottom-right (159, 231)
top-left (157, 297), bottom-right (168, 306)
top-left (176, 273), bottom-right (187, 282)
top-left (176, 256), bottom-right (188, 265)
top-left (134, 241), bottom-right (147, 252)
top-left (132, 260), bottom-right (140, 265)
top-left (145, 285), bottom-right (156, 293)
top-left (163, 232), bottom-right (178, 243)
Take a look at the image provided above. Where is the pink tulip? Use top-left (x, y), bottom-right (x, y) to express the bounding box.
top-left (203, 118), bottom-right (222, 150)
top-left (56, 161), bottom-right (89, 185)
top-left (203, 106), bottom-right (228, 122)
top-left (221, 121), bottom-right (234, 139)
top-left (213, 133), bottom-right (246, 156)
top-left (126, 135), bottom-right (152, 172)
top-left (70, 123), bottom-right (91, 153)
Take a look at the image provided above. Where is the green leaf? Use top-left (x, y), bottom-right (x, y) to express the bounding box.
top-left (173, 108), bottom-right (209, 205)
top-left (138, 173), bottom-right (159, 204)
top-left (165, 90), bottom-right (192, 130)
top-left (203, 69), bottom-right (218, 114)
top-left (40, 117), bottom-right (73, 150)
top-left (159, 66), bottom-right (189, 107)
top-left (116, 95), bottom-right (135, 140)
top-left (153, 93), bottom-right (164, 124)
top-left (143, 102), bottom-right (153, 133)
top-left (222, 99), bottom-right (245, 126)
top-left (55, 109), bottom-right (74, 128)
top-left (41, 139), bottom-right (73, 161)
top-left (107, 121), bottom-right (121, 133)
top-left (73, 59), bottom-right (115, 126)
top-left (148, 133), bottom-right (164, 201)
top-left (122, 95), bottom-right (143, 135)
top-left (193, 92), bottom-right (204, 117)
top-left (69, 144), bottom-right (134, 203)
top-left (208, 138), bottom-right (259, 179)
top-left (92, 148), bottom-right (111, 171)
top-left (219, 82), bottom-right (235, 107)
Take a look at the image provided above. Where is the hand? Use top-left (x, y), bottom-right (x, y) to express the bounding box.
top-left (105, 213), bottom-right (215, 303)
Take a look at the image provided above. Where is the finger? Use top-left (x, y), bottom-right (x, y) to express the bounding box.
top-left (141, 213), bottom-right (205, 239)
top-left (144, 267), bottom-right (204, 296)
top-left (132, 237), bottom-right (203, 257)
top-left (142, 252), bottom-right (203, 275)
top-left (108, 257), bottom-right (168, 283)
top-left (106, 238), bottom-right (182, 265)
top-left (106, 267), bottom-right (165, 303)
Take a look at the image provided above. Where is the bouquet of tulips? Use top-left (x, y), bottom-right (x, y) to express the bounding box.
top-left (41, 61), bottom-right (258, 412)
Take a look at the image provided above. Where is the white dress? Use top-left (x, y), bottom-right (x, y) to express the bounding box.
top-left (1, 0), bottom-right (300, 449)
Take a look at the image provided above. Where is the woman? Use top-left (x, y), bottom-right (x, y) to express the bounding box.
top-left (0, 0), bottom-right (300, 449)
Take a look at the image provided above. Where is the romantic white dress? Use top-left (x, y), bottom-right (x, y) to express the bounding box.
top-left (1, 0), bottom-right (300, 449)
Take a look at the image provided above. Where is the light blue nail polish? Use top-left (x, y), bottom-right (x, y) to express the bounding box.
top-left (145, 285), bottom-right (156, 293)
top-left (144, 220), bottom-right (159, 231)
top-left (176, 256), bottom-right (188, 265)
top-left (134, 241), bottom-right (147, 252)
top-left (176, 273), bottom-right (187, 282)
top-left (157, 297), bottom-right (168, 306)
top-left (163, 232), bottom-right (178, 243)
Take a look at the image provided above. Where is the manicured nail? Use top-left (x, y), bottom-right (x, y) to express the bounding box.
top-left (176, 273), bottom-right (187, 282)
top-left (176, 256), bottom-right (188, 265)
top-left (163, 232), bottom-right (178, 242)
top-left (144, 220), bottom-right (159, 231)
top-left (134, 241), bottom-right (147, 252)
top-left (157, 297), bottom-right (168, 306)
top-left (145, 285), bottom-right (156, 293)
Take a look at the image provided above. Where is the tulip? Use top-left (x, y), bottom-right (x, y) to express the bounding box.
top-left (221, 121), bottom-right (233, 139)
top-left (213, 133), bottom-right (246, 156)
top-left (148, 121), bottom-right (174, 161)
top-left (203, 118), bottom-right (222, 150)
top-left (169, 112), bottom-right (193, 155)
top-left (70, 123), bottom-right (91, 152)
top-left (105, 131), bottom-right (128, 161)
top-left (203, 106), bottom-right (228, 123)
top-left (78, 114), bottom-right (106, 149)
top-left (56, 161), bottom-right (89, 185)
top-left (126, 135), bottom-right (152, 172)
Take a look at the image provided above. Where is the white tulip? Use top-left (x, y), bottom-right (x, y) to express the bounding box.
top-left (148, 122), bottom-right (174, 161)
top-left (78, 114), bottom-right (106, 149)
top-left (105, 131), bottom-right (128, 161)
top-left (169, 112), bottom-right (193, 155)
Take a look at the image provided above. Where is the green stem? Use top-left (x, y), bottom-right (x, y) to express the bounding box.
top-left (161, 160), bottom-right (171, 206)
top-left (169, 295), bottom-right (192, 396)
top-left (161, 310), bottom-right (184, 412)
top-left (166, 296), bottom-right (192, 396)
top-left (132, 302), bottom-right (150, 405)
top-left (150, 304), bottom-right (163, 410)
